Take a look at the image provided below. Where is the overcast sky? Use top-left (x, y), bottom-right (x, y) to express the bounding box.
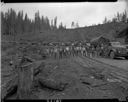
top-left (1, 1), bottom-right (127, 28)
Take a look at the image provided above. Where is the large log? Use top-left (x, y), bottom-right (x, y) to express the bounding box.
top-left (38, 77), bottom-right (68, 91)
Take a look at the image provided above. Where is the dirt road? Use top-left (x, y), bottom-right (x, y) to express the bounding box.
top-left (92, 57), bottom-right (128, 71)
top-left (75, 56), bottom-right (128, 82)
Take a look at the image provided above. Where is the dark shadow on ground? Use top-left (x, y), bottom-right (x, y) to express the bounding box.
top-left (114, 57), bottom-right (126, 60)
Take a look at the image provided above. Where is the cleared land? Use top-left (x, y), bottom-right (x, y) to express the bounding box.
top-left (1, 42), bottom-right (128, 101)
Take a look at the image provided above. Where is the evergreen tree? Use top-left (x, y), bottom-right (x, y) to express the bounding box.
top-left (59, 22), bottom-right (63, 29)
top-left (1, 12), bottom-right (5, 35)
top-left (44, 16), bottom-right (50, 31)
top-left (34, 11), bottom-right (41, 32)
top-left (16, 11), bottom-right (24, 34)
top-left (24, 13), bottom-right (29, 33)
top-left (54, 16), bottom-right (57, 29)
top-left (51, 19), bottom-right (54, 30)
top-left (121, 10), bottom-right (127, 23)
top-left (103, 17), bottom-right (108, 24)
top-left (71, 21), bottom-right (75, 28)
top-left (41, 16), bottom-right (45, 31)
top-left (76, 22), bottom-right (79, 28)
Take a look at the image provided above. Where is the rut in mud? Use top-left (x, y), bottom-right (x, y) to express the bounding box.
top-left (75, 56), bottom-right (128, 83)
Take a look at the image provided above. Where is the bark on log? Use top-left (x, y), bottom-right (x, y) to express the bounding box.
top-left (38, 77), bottom-right (68, 91)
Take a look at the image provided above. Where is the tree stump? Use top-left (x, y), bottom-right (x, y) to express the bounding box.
top-left (17, 56), bottom-right (34, 99)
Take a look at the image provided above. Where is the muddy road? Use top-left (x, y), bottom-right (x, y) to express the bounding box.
top-left (75, 56), bottom-right (128, 83)
top-left (92, 57), bottom-right (128, 71)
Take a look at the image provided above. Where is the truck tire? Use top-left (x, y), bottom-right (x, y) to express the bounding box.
top-left (110, 51), bottom-right (115, 59)
top-left (125, 56), bottom-right (128, 59)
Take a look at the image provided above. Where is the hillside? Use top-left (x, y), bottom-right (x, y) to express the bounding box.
top-left (70, 22), bottom-right (128, 41)
top-left (2, 22), bottom-right (128, 43)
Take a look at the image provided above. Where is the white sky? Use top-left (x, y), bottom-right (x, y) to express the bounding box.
top-left (1, 1), bottom-right (127, 28)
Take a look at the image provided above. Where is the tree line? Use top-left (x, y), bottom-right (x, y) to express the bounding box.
top-left (103, 10), bottom-right (128, 24)
top-left (1, 8), bottom-right (128, 36)
top-left (1, 8), bottom-right (66, 36)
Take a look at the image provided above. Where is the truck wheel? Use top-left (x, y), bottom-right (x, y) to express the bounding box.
top-left (125, 56), bottom-right (128, 59)
top-left (110, 51), bottom-right (115, 59)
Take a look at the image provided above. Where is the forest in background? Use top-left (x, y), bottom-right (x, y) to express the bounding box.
top-left (1, 9), bottom-right (128, 43)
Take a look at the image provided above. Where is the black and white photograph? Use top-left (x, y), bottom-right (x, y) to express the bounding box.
top-left (1, 0), bottom-right (128, 101)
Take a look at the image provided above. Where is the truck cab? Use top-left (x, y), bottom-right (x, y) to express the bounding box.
top-left (108, 42), bottom-right (128, 59)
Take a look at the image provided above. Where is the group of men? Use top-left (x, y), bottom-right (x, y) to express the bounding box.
top-left (38, 42), bottom-right (106, 59)
top-left (8, 41), bottom-right (108, 67)
top-left (16, 40), bottom-right (109, 60)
